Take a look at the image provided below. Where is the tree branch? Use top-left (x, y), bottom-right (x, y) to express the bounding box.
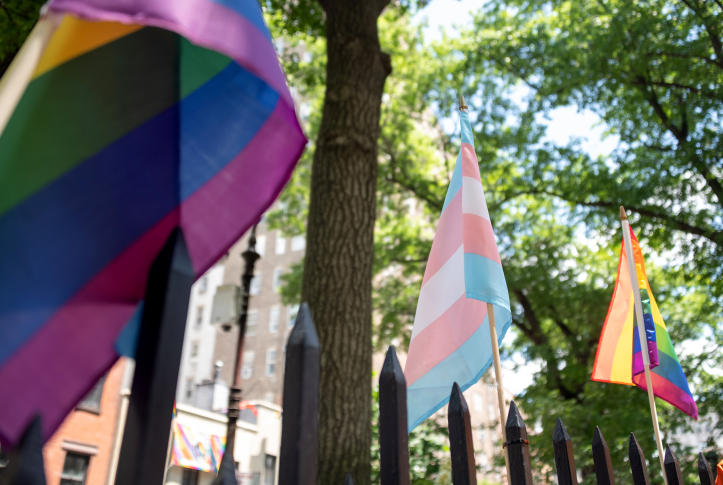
top-left (631, 79), bottom-right (721, 101)
top-left (502, 189), bottom-right (723, 245)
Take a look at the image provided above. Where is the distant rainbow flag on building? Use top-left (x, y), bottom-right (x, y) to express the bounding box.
top-left (592, 227), bottom-right (697, 419)
top-left (171, 422), bottom-right (225, 473)
top-left (404, 107), bottom-right (511, 432)
top-left (0, 0), bottom-right (305, 445)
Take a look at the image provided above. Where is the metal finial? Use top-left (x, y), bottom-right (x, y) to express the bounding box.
top-left (619, 206), bottom-right (627, 221)
top-left (459, 95), bottom-right (468, 111)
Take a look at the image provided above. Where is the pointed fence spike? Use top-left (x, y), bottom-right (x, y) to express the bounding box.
top-left (629, 433), bottom-right (651, 485)
top-left (278, 303), bottom-right (321, 485)
top-left (698, 453), bottom-right (715, 485)
top-left (379, 346), bottom-right (410, 485)
top-left (114, 228), bottom-right (194, 485)
top-left (664, 445), bottom-right (683, 485)
top-left (505, 401), bottom-right (532, 485)
top-left (553, 418), bottom-right (578, 485)
top-left (344, 474), bottom-right (354, 485)
top-left (592, 427), bottom-right (615, 485)
top-left (0, 415), bottom-right (47, 485)
top-left (212, 450), bottom-right (239, 485)
top-left (448, 383), bottom-right (477, 485)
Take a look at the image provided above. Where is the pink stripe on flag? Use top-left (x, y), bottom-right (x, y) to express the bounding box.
top-left (422, 191), bottom-right (463, 287)
top-left (460, 143), bottom-right (480, 182)
top-left (48, 0), bottom-right (293, 106)
top-left (0, 101), bottom-right (305, 445)
top-left (405, 295), bottom-right (487, 386)
top-left (462, 213), bottom-right (501, 264)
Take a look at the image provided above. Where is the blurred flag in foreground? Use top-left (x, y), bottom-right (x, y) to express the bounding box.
top-left (592, 227), bottom-right (697, 419)
top-left (404, 107), bottom-right (511, 432)
top-left (0, 0), bottom-right (305, 445)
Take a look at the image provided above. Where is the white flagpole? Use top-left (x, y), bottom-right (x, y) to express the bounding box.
top-left (620, 206), bottom-right (668, 485)
top-left (0, 11), bottom-right (62, 137)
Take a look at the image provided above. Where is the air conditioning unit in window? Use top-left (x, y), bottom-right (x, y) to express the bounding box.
top-left (211, 284), bottom-right (240, 332)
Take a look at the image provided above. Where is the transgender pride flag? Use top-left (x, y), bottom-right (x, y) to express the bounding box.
top-left (404, 106), bottom-right (511, 432)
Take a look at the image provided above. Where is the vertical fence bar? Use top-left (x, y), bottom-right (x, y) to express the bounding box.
top-left (629, 433), bottom-right (651, 485)
top-left (553, 418), bottom-right (578, 485)
top-left (114, 228), bottom-right (194, 485)
top-left (505, 401), bottom-right (532, 485)
top-left (278, 303), bottom-right (321, 485)
top-left (345, 474), bottom-right (354, 485)
top-left (592, 427), bottom-right (615, 485)
top-left (663, 445), bottom-right (683, 485)
top-left (448, 382), bottom-right (477, 485)
top-left (379, 346), bottom-right (410, 485)
top-left (0, 416), bottom-right (46, 485)
top-left (698, 453), bottom-right (715, 485)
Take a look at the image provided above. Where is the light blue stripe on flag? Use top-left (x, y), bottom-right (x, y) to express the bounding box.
top-left (441, 151), bottom-right (463, 214)
top-left (464, 253), bottom-right (510, 310)
top-left (460, 111), bottom-right (474, 145)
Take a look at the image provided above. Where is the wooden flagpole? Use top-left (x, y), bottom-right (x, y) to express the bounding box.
top-left (620, 206), bottom-right (668, 485)
top-left (487, 303), bottom-right (511, 485)
top-left (460, 94), bottom-right (510, 484)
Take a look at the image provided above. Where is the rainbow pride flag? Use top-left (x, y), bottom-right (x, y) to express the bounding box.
top-left (404, 108), bottom-right (511, 432)
top-left (171, 422), bottom-right (225, 472)
top-left (592, 227), bottom-right (697, 419)
top-left (0, 0), bottom-right (305, 445)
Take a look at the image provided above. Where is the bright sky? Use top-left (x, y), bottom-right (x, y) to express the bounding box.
top-left (413, 0), bottom-right (620, 395)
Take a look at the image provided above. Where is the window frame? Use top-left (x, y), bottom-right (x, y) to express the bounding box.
top-left (76, 374), bottom-right (106, 414)
top-left (59, 451), bottom-right (90, 485)
top-left (265, 349), bottom-right (277, 376)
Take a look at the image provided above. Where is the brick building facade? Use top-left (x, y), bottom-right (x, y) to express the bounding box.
top-left (42, 357), bottom-right (131, 485)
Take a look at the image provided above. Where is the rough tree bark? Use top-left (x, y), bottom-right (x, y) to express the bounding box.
top-left (301, 1), bottom-right (391, 485)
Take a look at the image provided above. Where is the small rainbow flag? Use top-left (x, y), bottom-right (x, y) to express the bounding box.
top-left (404, 107), bottom-right (511, 432)
top-left (0, 0), bottom-right (305, 445)
top-left (171, 422), bottom-right (225, 473)
top-left (592, 227), bottom-right (697, 419)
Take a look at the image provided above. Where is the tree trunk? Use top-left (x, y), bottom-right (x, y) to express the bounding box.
top-left (301, 1), bottom-right (391, 485)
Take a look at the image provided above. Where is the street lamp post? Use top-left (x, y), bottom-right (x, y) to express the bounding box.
top-left (224, 224), bottom-right (260, 459)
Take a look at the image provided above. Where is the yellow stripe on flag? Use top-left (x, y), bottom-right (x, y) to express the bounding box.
top-left (34, 16), bottom-right (142, 79)
top-left (609, 294), bottom-right (634, 385)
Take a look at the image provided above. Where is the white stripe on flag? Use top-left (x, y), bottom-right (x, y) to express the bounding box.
top-left (411, 245), bottom-right (465, 340)
top-left (462, 177), bottom-right (490, 220)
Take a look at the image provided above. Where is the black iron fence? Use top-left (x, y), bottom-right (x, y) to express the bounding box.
top-left (1, 297), bottom-right (718, 485)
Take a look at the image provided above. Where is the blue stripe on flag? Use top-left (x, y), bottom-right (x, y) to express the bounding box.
top-left (441, 151), bottom-right (462, 214)
top-left (652, 350), bottom-right (695, 397)
top-left (464, 253), bottom-right (511, 310)
top-left (460, 110), bottom-right (474, 145)
top-left (208, 0), bottom-right (272, 39)
top-left (407, 305), bottom-right (512, 432)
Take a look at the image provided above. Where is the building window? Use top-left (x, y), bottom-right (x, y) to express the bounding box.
top-left (264, 455), bottom-right (277, 485)
top-left (190, 341), bottom-right (199, 359)
top-left (242, 351), bottom-right (255, 379)
top-left (272, 268), bottom-right (284, 293)
top-left (291, 235), bottom-right (306, 251)
top-left (250, 274), bottom-right (262, 296)
top-left (185, 378), bottom-right (194, 400)
top-left (182, 468), bottom-right (199, 485)
top-left (287, 304), bottom-right (300, 329)
top-left (266, 349), bottom-right (276, 376)
top-left (487, 402), bottom-right (496, 422)
top-left (198, 276), bottom-right (208, 294)
top-left (195, 305), bottom-right (204, 327)
top-left (275, 234), bottom-right (286, 254)
top-left (256, 235), bottom-right (266, 257)
top-left (246, 310), bottom-right (258, 336)
top-left (269, 306), bottom-right (280, 333)
top-left (77, 375), bottom-right (106, 412)
top-left (60, 452), bottom-right (90, 485)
